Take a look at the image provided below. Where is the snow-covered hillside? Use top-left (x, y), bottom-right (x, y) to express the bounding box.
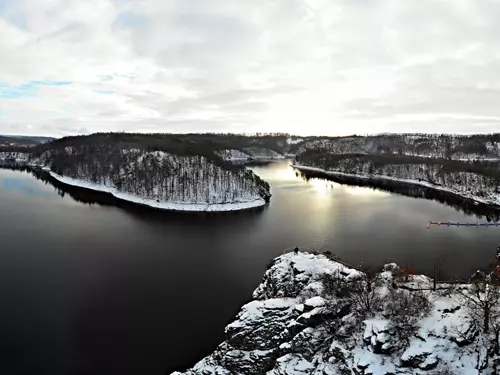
top-left (30, 147), bottom-right (271, 212)
top-left (296, 134), bottom-right (500, 160)
top-left (0, 152), bottom-right (29, 162)
top-left (243, 147), bottom-right (285, 159)
top-left (216, 149), bottom-right (252, 161)
top-left (293, 158), bottom-right (500, 207)
top-left (216, 147), bottom-right (285, 162)
top-left (174, 252), bottom-right (500, 375)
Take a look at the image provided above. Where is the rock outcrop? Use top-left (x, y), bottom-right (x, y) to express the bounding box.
top-left (173, 252), bottom-right (500, 375)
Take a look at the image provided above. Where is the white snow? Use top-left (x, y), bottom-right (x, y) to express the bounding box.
top-left (287, 138), bottom-right (303, 145)
top-left (48, 171), bottom-right (267, 212)
top-left (226, 298), bottom-right (295, 330)
top-left (304, 296), bottom-right (325, 308)
top-left (295, 304), bottom-right (305, 312)
top-left (352, 347), bottom-right (397, 375)
top-left (269, 354), bottom-right (315, 374)
top-left (279, 342), bottom-right (292, 350)
top-left (363, 319), bottom-right (391, 340)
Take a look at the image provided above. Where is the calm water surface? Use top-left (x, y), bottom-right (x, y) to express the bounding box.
top-left (0, 162), bottom-right (499, 374)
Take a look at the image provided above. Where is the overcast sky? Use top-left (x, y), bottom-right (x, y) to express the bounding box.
top-left (1, 0), bottom-right (500, 137)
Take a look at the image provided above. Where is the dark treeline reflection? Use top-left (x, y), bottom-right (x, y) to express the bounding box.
top-left (296, 168), bottom-right (500, 222)
top-left (3, 162), bottom-right (500, 222)
top-left (1, 163), bottom-right (119, 206)
top-left (0, 163), bottom-right (266, 219)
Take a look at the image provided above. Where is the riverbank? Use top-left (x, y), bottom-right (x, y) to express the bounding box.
top-left (48, 171), bottom-right (267, 212)
top-left (292, 164), bottom-right (500, 208)
top-left (173, 251), bottom-right (493, 375)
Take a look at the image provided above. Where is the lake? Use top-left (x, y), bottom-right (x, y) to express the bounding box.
top-left (0, 161), bottom-right (499, 374)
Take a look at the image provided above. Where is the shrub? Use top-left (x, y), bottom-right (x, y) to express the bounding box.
top-left (320, 270), bottom-right (357, 299)
top-left (386, 288), bottom-right (432, 347)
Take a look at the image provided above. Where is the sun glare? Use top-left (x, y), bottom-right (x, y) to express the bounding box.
top-left (308, 178), bottom-right (332, 195)
top-left (344, 186), bottom-right (389, 197)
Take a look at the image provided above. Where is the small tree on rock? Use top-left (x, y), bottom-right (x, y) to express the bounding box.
top-left (386, 287), bottom-right (431, 348)
top-left (458, 271), bottom-right (500, 355)
top-left (350, 267), bottom-right (382, 316)
top-left (320, 270), bottom-right (352, 298)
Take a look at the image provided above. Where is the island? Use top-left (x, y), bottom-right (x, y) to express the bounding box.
top-left (174, 250), bottom-right (500, 375)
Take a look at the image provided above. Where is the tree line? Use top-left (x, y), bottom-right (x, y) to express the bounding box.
top-left (32, 137), bottom-right (271, 204)
top-left (294, 133), bottom-right (500, 159)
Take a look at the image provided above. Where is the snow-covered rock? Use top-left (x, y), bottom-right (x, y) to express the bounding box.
top-left (304, 296), bottom-right (325, 309)
top-left (363, 319), bottom-right (394, 354)
top-left (174, 252), bottom-right (496, 375)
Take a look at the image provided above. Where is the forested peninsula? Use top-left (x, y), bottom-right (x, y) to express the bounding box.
top-left (27, 133), bottom-right (274, 212)
top-left (294, 134), bottom-right (500, 207)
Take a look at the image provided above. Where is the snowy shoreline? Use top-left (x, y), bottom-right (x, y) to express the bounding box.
top-left (292, 164), bottom-right (500, 208)
top-left (47, 171), bottom-right (267, 212)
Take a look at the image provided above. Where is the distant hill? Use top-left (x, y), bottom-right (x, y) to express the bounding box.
top-left (293, 133), bottom-right (500, 159)
top-left (0, 135), bottom-right (55, 144)
top-left (0, 135), bottom-right (56, 152)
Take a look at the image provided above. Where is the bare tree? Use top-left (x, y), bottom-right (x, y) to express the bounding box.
top-left (453, 271), bottom-right (500, 374)
top-left (432, 255), bottom-right (446, 291)
top-left (386, 286), bottom-right (431, 348)
top-left (350, 267), bottom-right (382, 315)
top-left (458, 272), bottom-right (500, 336)
top-left (320, 269), bottom-right (353, 299)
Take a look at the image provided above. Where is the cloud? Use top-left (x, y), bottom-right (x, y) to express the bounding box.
top-left (0, 81), bottom-right (71, 99)
top-left (1, 0), bottom-right (500, 136)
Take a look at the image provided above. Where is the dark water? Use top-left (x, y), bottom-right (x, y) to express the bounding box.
top-left (1, 162), bottom-right (500, 374)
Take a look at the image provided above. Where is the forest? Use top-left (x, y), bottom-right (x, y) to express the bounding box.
top-left (29, 134), bottom-right (272, 206)
top-left (294, 133), bottom-right (500, 159)
top-left (31, 132), bottom-right (293, 159)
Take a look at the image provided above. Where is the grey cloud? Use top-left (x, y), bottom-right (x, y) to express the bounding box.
top-left (3, 0), bottom-right (500, 136)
